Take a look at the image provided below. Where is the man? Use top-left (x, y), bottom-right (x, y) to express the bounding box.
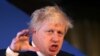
top-left (0, 5), bottom-right (73, 56)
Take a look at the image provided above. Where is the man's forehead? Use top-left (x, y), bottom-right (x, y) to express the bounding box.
top-left (44, 20), bottom-right (65, 27)
top-left (46, 13), bottom-right (66, 22)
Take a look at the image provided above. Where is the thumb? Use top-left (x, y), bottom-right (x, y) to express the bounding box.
top-left (28, 46), bottom-right (39, 52)
top-left (20, 45), bottom-right (39, 52)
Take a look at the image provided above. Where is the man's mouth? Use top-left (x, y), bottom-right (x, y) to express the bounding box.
top-left (49, 44), bottom-right (59, 52)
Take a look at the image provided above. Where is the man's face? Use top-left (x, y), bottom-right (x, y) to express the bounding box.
top-left (32, 18), bottom-right (68, 56)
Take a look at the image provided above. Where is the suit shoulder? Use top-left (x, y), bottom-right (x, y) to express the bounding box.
top-left (57, 50), bottom-right (74, 56)
top-left (0, 49), bottom-right (6, 56)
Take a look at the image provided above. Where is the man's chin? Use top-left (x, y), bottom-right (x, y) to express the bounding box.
top-left (48, 50), bottom-right (59, 56)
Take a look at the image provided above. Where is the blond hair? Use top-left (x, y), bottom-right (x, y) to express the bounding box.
top-left (29, 5), bottom-right (73, 32)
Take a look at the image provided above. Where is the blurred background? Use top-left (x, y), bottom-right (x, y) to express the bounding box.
top-left (0, 0), bottom-right (100, 56)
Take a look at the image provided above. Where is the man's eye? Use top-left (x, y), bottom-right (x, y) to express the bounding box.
top-left (58, 31), bottom-right (64, 35)
top-left (47, 30), bottom-right (53, 33)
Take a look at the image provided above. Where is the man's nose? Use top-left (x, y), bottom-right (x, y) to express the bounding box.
top-left (51, 33), bottom-right (59, 43)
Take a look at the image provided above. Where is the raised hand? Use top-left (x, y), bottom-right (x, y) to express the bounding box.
top-left (9, 29), bottom-right (39, 52)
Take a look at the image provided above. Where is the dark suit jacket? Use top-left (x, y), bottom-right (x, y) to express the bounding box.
top-left (0, 49), bottom-right (73, 56)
